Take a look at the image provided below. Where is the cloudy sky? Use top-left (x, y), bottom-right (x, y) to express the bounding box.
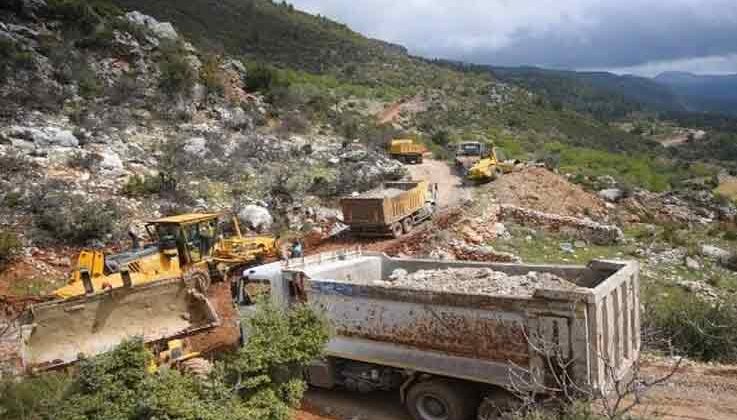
top-left (289, 0), bottom-right (737, 77)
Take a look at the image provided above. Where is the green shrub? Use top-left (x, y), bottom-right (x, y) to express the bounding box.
top-left (67, 151), bottom-right (102, 171)
top-left (122, 174), bottom-right (162, 197)
top-left (200, 54), bottom-right (224, 96)
top-left (46, 0), bottom-right (120, 32)
top-left (158, 42), bottom-right (197, 97)
top-left (32, 191), bottom-right (121, 245)
top-left (0, 231), bottom-right (21, 269)
top-left (0, 302), bottom-right (329, 420)
top-left (0, 151), bottom-right (29, 174)
top-left (645, 291), bottom-right (737, 362)
top-left (245, 63), bottom-right (284, 93)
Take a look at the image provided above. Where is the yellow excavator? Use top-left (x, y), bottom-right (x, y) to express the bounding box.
top-left (55, 213), bottom-right (278, 299)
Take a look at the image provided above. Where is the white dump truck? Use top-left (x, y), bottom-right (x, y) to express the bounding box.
top-left (240, 251), bottom-right (641, 420)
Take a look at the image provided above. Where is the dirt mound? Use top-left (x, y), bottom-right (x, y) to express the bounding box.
top-left (490, 167), bottom-right (608, 219)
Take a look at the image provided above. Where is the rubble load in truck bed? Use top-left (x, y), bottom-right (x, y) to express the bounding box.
top-left (383, 267), bottom-right (582, 297)
top-left (354, 188), bottom-right (405, 199)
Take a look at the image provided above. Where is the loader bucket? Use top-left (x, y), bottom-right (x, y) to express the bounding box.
top-left (19, 277), bottom-right (220, 371)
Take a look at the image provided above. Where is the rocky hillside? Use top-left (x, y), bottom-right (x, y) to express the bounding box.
top-left (0, 1), bottom-right (404, 253)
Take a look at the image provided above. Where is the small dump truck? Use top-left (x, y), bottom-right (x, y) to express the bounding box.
top-left (241, 252), bottom-right (641, 420)
top-left (340, 181), bottom-right (438, 238)
top-left (388, 139), bottom-right (428, 164)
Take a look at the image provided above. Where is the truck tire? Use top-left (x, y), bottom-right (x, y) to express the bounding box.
top-left (406, 379), bottom-right (477, 420)
top-left (402, 218), bottom-right (413, 234)
top-left (391, 222), bottom-right (404, 238)
top-left (477, 389), bottom-right (520, 420)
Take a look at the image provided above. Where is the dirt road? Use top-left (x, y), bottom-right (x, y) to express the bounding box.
top-left (407, 159), bottom-right (470, 208)
top-left (295, 359), bottom-right (737, 420)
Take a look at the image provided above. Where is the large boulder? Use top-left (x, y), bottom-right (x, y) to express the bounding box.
top-left (238, 205), bottom-right (273, 232)
top-left (701, 244), bottom-right (730, 260)
top-left (598, 188), bottom-right (624, 203)
top-left (183, 137), bottom-right (207, 157)
top-left (125, 11), bottom-right (178, 41)
top-left (8, 126), bottom-right (79, 148)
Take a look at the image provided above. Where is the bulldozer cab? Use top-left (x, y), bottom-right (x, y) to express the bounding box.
top-left (146, 213), bottom-right (221, 269)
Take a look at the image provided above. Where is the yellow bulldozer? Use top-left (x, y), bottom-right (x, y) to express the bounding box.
top-left (13, 213), bottom-right (278, 373)
top-left (55, 213), bottom-right (278, 299)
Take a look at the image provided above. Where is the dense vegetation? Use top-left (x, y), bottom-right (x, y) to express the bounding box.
top-left (0, 303), bottom-right (330, 420)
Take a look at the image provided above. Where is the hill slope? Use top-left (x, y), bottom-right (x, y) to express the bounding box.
top-left (656, 71), bottom-right (737, 115)
top-left (490, 66), bottom-right (687, 119)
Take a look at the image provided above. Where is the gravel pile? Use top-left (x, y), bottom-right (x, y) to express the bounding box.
top-left (383, 267), bottom-right (580, 297)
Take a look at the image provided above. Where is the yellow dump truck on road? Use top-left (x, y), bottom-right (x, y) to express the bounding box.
top-left (341, 181), bottom-right (438, 238)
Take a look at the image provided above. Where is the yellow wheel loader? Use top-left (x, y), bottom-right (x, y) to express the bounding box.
top-left (14, 213), bottom-right (277, 373)
top-left (466, 147), bottom-right (514, 183)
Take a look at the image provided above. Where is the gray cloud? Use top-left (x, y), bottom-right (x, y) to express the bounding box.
top-left (290, 0), bottom-right (737, 75)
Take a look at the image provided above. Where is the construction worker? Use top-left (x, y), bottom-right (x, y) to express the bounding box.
top-left (290, 240), bottom-right (303, 258)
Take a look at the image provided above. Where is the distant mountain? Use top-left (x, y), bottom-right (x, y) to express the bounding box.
top-left (655, 71), bottom-right (737, 115)
top-left (488, 66), bottom-right (687, 119)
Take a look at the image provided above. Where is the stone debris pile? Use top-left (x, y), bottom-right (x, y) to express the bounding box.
top-left (354, 188), bottom-right (405, 199)
top-left (383, 267), bottom-right (580, 297)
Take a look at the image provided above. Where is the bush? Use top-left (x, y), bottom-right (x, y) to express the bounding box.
top-left (0, 151), bottom-right (29, 175)
top-left (245, 63), bottom-right (284, 93)
top-left (0, 231), bottom-right (21, 269)
top-left (32, 191), bottom-right (121, 245)
top-left (200, 54), bottom-right (224, 96)
top-left (67, 151), bottom-right (102, 171)
top-left (122, 174), bottom-right (162, 197)
top-left (645, 291), bottom-right (737, 362)
top-left (158, 42), bottom-right (197, 97)
top-left (0, 302), bottom-right (329, 420)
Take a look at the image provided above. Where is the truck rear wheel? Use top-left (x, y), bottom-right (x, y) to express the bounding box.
top-left (402, 218), bottom-right (413, 234)
top-left (406, 379), bottom-right (477, 420)
top-left (391, 222), bottom-right (404, 238)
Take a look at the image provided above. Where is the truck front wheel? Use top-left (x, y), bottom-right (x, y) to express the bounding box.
top-left (406, 379), bottom-right (477, 420)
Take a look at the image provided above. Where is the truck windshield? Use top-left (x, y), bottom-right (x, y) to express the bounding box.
top-left (459, 144), bottom-right (481, 156)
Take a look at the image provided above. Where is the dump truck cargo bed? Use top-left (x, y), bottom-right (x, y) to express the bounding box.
top-left (18, 277), bottom-right (220, 371)
top-left (252, 252), bottom-right (641, 395)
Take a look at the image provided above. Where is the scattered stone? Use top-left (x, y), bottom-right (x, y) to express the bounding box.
top-left (573, 240), bottom-right (587, 249)
top-left (701, 245), bottom-right (730, 260)
top-left (560, 243), bottom-right (575, 253)
top-left (599, 188), bottom-right (624, 202)
top-left (500, 205), bottom-right (624, 245)
top-left (183, 137), bottom-right (207, 157)
top-left (685, 256), bottom-right (701, 271)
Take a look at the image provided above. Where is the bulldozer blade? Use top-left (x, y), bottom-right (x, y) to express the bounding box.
top-left (19, 277), bottom-right (220, 371)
